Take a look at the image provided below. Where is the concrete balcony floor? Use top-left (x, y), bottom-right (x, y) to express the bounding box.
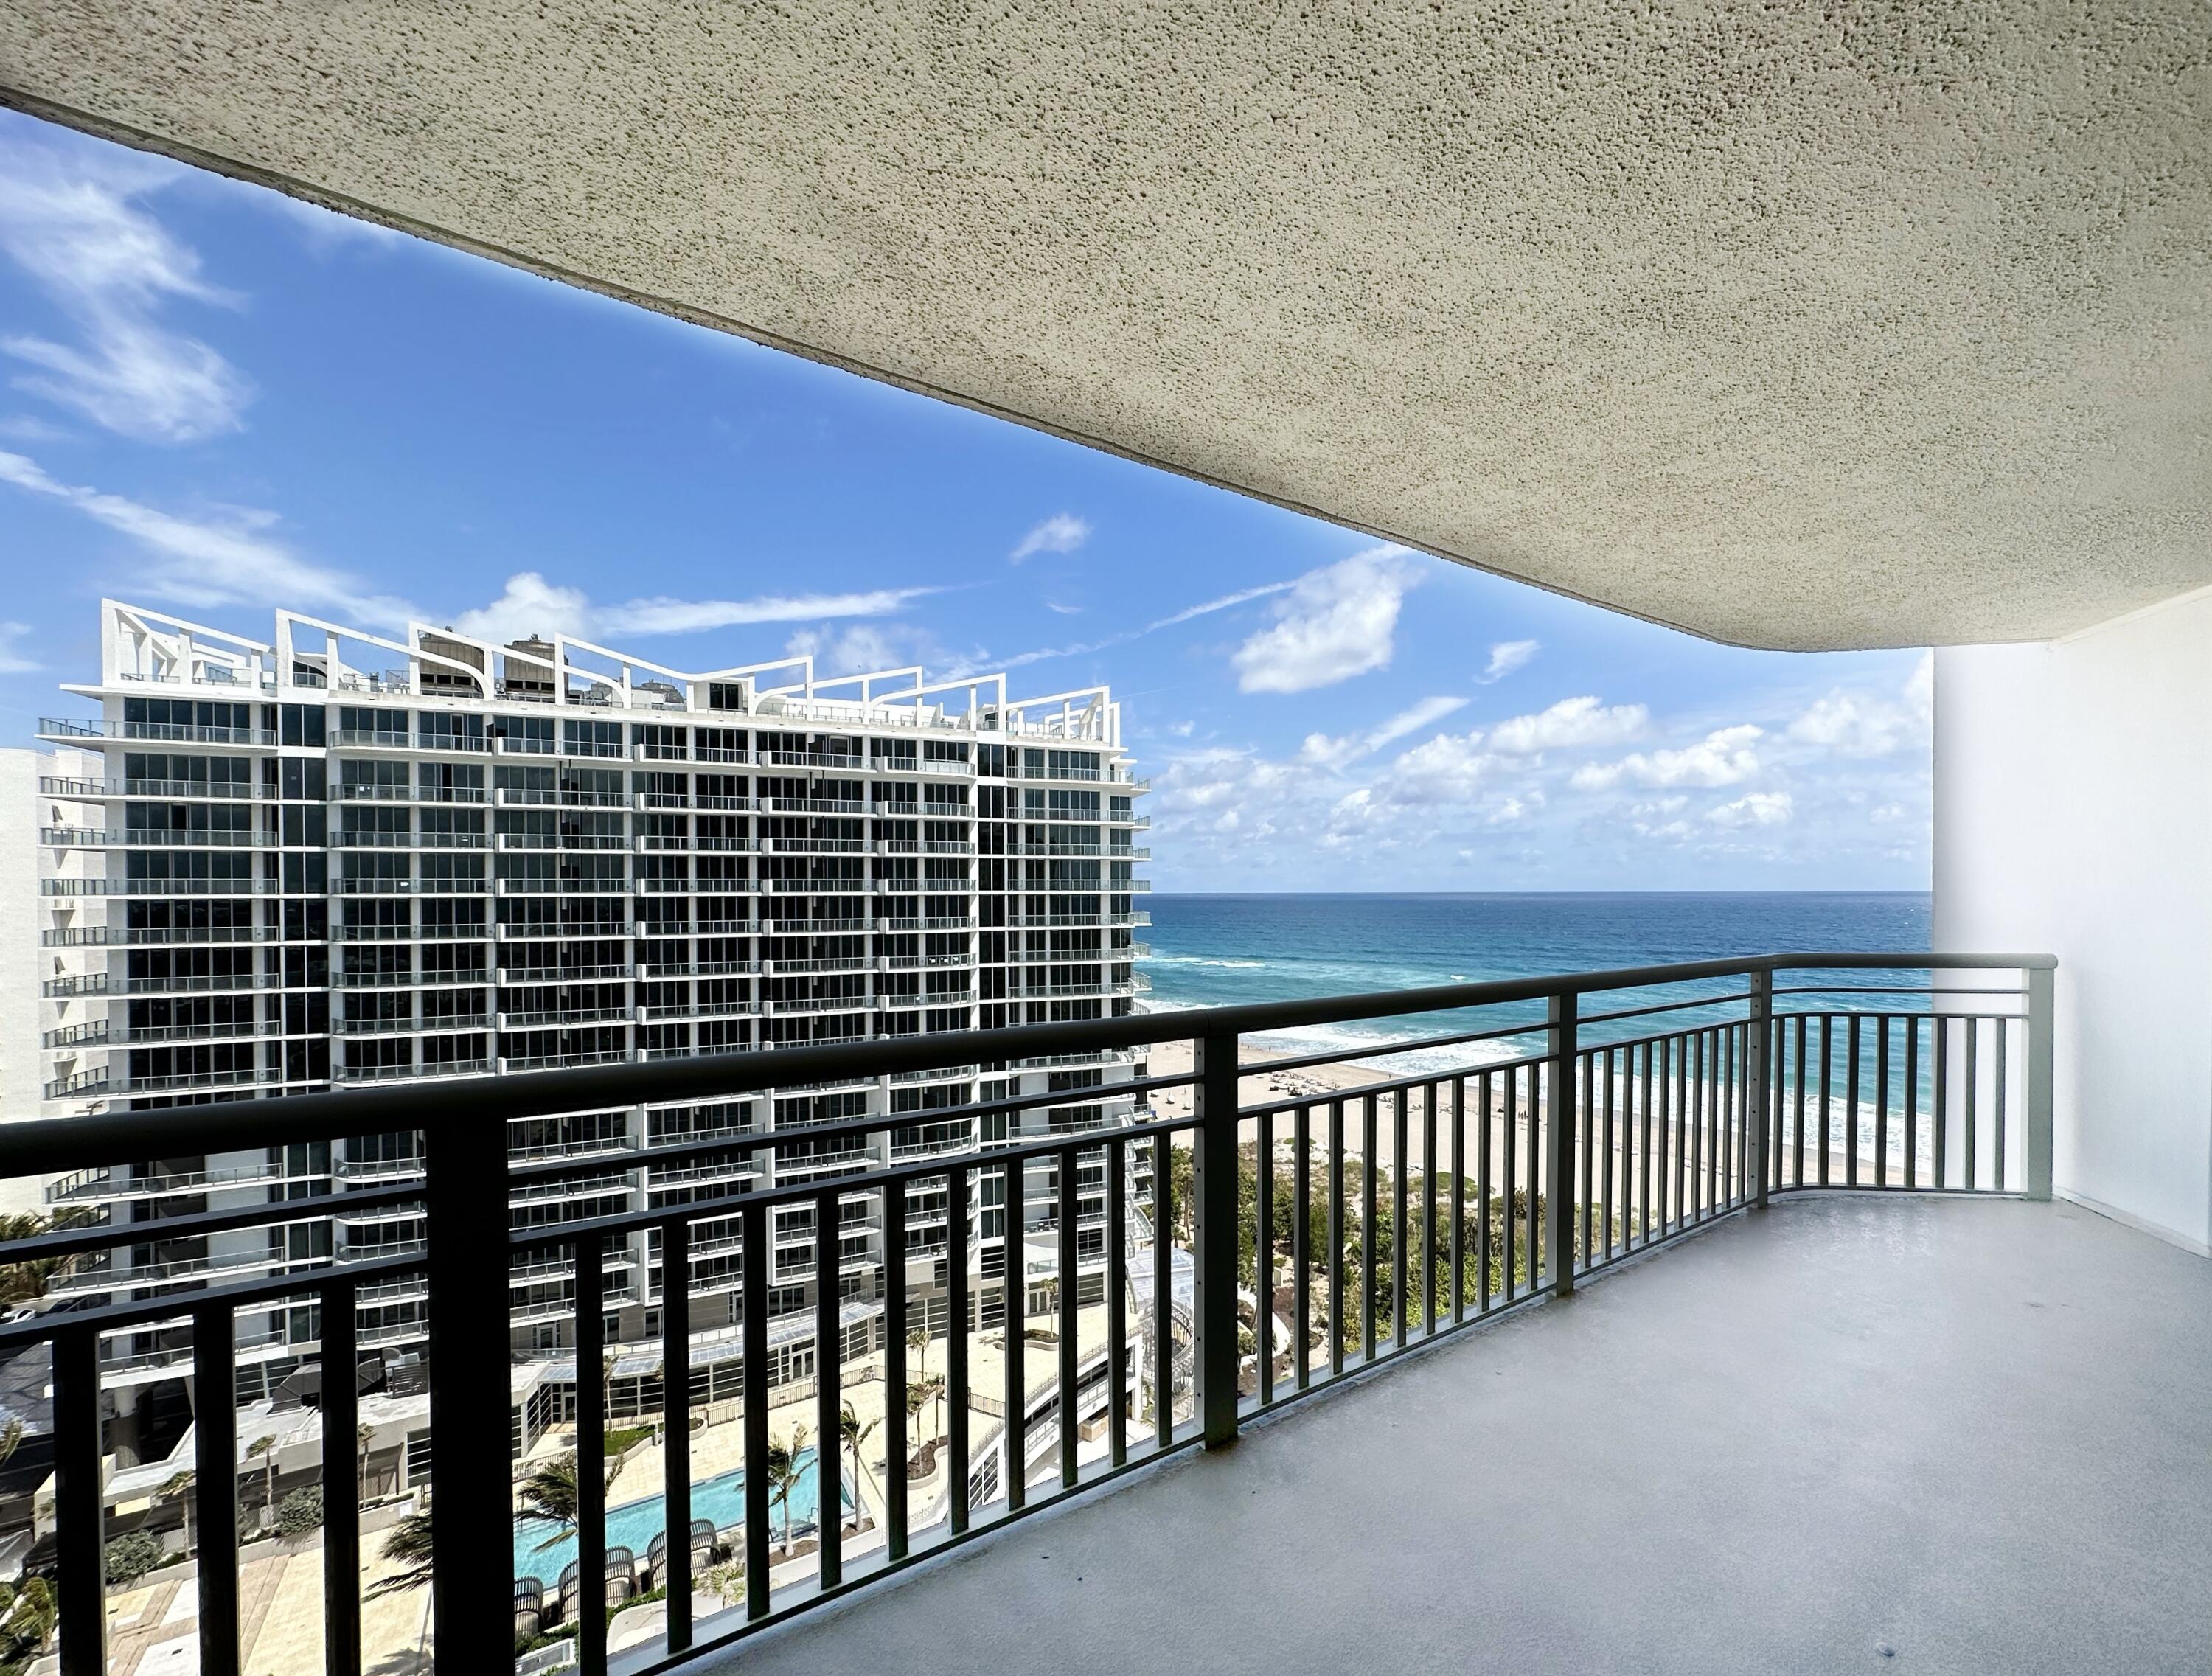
top-left (723, 1195), bottom-right (2211, 1675)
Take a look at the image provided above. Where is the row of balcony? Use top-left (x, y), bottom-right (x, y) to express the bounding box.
top-left (47, 775), bottom-right (1147, 816)
top-left (40, 827), bottom-right (1151, 860)
top-left (48, 1040), bottom-right (1144, 1099)
top-left (43, 871), bottom-right (1147, 899)
top-left (46, 977), bottom-right (1144, 1046)
top-left (42, 908), bottom-right (1149, 949)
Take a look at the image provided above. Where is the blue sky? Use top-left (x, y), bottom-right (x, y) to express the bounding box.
top-left (0, 110), bottom-right (1930, 892)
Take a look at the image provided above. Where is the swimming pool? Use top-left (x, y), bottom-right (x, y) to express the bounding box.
top-left (514, 1447), bottom-right (846, 1585)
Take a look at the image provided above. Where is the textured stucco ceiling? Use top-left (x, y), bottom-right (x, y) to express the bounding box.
top-left (4, 4), bottom-right (2208, 649)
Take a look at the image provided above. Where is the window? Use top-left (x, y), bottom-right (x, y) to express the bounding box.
top-left (338, 706), bottom-right (408, 744)
top-left (417, 712), bottom-right (486, 751)
top-left (563, 720), bottom-right (625, 757)
top-left (279, 704), bottom-right (327, 747)
top-left (503, 715), bottom-right (555, 754)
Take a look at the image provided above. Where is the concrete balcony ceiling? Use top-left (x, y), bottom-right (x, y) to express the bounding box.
top-left (4, 5), bottom-right (2208, 649)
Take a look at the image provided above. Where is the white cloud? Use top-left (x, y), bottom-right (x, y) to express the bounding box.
top-left (784, 622), bottom-right (933, 677)
top-left (1787, 652), bottom-right (1934, 758)
top-left (1009, 513), bottom-right (1091, 563)
top-left (1145, 581), bottom-right (1295, 632)
top-left (450, 571), bottom-right (591, 641)
top-left (1572, 724), bottom-right (1764, 790)
top-left (1708, 790), bottom-right (1794, 827)
top-left (1044, 601), bottom-right (1083, 616)
top-left (0, 620), bottom-right (37, 673)
top-left (1485, 696), bottom-right (1649, 757)
top-left (597, 587), bottom-right (933, 638)
top-left (0, 137), bottom-right (252, 441)
top-left (261, 192), bottom-right (406, 252)
top-left (1299, 694), bottom-right (1470, 768)
top-left (1486, 793), bottom-right (1542, 826)
top-left (0, 449), bottom-right (414, 625)
top-left (1231, 545), bottom-right (1420, 695)
top-left (1479, 639), bottom-right (1539, 684)
top-left (967, 579), bottom-right (1296, 678)
top-left (1376, 731), bottom-right (1503, 805)
top-left (450, 570), bottom-right (935, 647)
top-left (1870, 802), bottom-right (1908, 824)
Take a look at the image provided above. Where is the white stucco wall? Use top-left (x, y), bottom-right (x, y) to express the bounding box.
top-left (1934, 594), bottom-right (2212, 1256)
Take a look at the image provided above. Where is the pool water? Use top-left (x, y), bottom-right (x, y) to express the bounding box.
top-left (514, 1447), bottom-right (846, 1584)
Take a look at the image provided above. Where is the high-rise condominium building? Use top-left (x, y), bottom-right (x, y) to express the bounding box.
top-left (35, 600), bottom-right (1150, 1461)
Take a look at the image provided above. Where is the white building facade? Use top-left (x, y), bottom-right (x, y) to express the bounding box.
top-left (35, 601), bottom-right (1150, 1453)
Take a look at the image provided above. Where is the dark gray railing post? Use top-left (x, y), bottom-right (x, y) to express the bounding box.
top-left (424, 1110), bottom-right (516, 1675)
top-left (1545, 990), bottom-right (1578, 1296)
top-left (1748, 968), bottom-right (1773, 1209)
top-left (1194, 1029), bottom-right (1242, 1447)
top-left (52, 1326), bottom-right (103, 1676)
top-left (2025, 964), bottom-right (2055, 1201)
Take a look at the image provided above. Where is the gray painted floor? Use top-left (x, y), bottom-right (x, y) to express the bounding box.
top-left (705, 1197), bottom-right (2212, 1675)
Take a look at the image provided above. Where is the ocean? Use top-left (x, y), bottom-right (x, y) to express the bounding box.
top-left (1137, 892), bottom-right (1933, 1073)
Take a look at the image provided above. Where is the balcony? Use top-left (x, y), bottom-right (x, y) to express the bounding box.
top-left (16, 952), bottom-right (2207, 1676)
top-left (728, 1191), bottom-right (2209, 1676)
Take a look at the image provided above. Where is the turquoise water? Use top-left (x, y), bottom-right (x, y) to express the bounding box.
top-left (1140, 891), bottom-right (1940, 1101)
top-left (514, 1447), bottom-right (844, 1585)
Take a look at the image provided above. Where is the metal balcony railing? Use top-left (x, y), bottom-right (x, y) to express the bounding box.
top-left (0, 952), bottom-right (2052, 1676)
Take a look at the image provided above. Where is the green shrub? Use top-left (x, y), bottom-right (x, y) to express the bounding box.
top-left (602, 1425), bottom-right (653, 1456)
top-left (276, 1486), bottom-right (324, 1535)
top-left (104, 1529), bottom-right (164, 1585)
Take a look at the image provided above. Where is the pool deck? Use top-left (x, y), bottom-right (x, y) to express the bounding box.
top-left (686, 1194), bottom-right (2212, 1675)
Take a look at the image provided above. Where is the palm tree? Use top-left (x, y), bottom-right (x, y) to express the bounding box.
top-left (157, 1470), bottom-right (196, 1558)
top-left (513, 1452), bottom-right (586, 1552)
top-left (355, 1422), bottom-right (375, 1502)
top-left (907, 1326), bottom-right (929, 1388)
top-left (922, 1372), bottom-right (946, 1440)
top-left (0, 1209), bottom-right (92, 1306)
top-left (904, 1380), bottom-right (930, 1462)
top-left (765, 1423), bottom-right (808, 1554)
top-left (837, 1403), bottom-right (877, 1531)
top-left (369, 1508), bottom-right (435, 1598)
top-left (246, 1435), bottom-right (279, 1529)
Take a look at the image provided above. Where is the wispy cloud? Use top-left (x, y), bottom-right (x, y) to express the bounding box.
top-left (1479, 639), bottom-right (1538, 684)
top-left (1231, 545), bottom-right (1422, 695)
top-left (1708, 790), bottom-right (1793, 827)
top-left (1571, 724), bottom-right (1764, 791)
top-left (1144, 581), bottom-right (1295, 633)
top-left (0, 449), bottom-right (414, 625)
top-left (0, 133), bottom-right (252, 442)
top-left (452, 570), bottom-right (939, 648)
top-left (958, 578), bottom-right (1298, 679)
top-left (1009, 513), bottom-right (1091, 563)
top-left (0, 620), bottom-right (38, 673)
top-left (1299, 694), bottom-right (1470, 768)
top-left (260, 192), bottom-right (406, 254)
top-left (598, 588), bottom-right (936, 638)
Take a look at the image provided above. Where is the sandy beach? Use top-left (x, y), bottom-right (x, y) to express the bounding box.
top-left (1144, 1035), bottom-right (1877, 1197)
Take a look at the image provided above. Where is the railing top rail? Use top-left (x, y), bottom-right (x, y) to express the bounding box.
top-left (0, 950), bottom-right (2052, 1172)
